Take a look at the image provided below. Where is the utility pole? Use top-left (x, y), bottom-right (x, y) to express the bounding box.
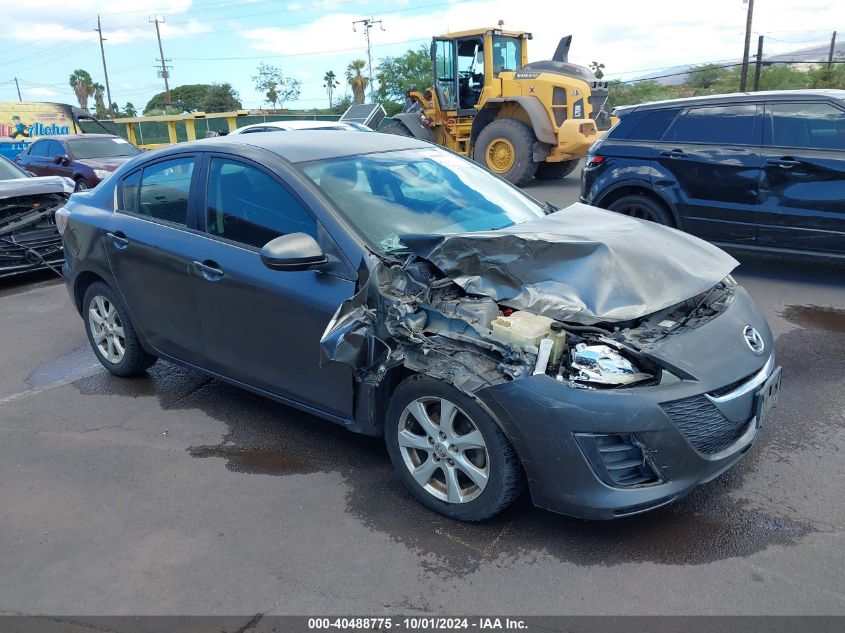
top-left (739, 0), bottom-right (755, 91)
top-left (95, 15), bottom-right (114, 118)
top-left (14, 77), bottom-right (21, 101)
top-left (753, 35), bottom-right (764, 91)
top-left (150, 15), bottom-right (172, 106)
top-left (352, 17), bottom-right (384, 102)
top-left (828, 31), bottom-right (838, 68)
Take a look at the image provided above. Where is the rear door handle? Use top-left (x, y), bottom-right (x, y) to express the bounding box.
top-left (192, 259), bottom-right (224, 282)
top-left (106, 231), bottom-right (129, 249)
top-left (766, 157), bottom-right (801, 169)
top-left (660, 149), bottom-right (687, 158)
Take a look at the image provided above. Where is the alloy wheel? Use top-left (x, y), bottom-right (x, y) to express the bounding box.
top-left (88, 294), bottom-right (126, 364)
top-left (397, 396), bottom-right (490, 504)
top-left (619, 203), bottom-right (658, 221)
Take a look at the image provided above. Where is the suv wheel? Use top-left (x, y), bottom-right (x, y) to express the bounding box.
top-left (83, 281), bottom-right (157, 376)
top-left (607, 194), bottom-right (673, 226)
top-left (385, 375), bottom-right (524, 521)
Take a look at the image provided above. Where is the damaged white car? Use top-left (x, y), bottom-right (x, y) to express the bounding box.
top-left (60, 132), bottom-right (782, 521)
top-left (0, 156), bottom-right (72, 278)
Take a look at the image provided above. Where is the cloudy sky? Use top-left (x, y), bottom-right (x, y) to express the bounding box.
top-left (2, 0), bottom-right (844, 113)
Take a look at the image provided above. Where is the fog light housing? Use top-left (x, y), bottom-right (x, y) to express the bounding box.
top-left (574, 433), bottom-right (660, 488)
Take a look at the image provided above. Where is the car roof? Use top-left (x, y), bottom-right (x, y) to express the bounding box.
top-left (179, 130), bottom-right (430, 163)
top-left (32, 133), bottom-right (119, 141)
top-left (615, 89), bottom-right (845, 115)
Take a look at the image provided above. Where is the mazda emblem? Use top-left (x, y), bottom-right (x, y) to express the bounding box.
top-left (743, 325), bottom-right (765, 354)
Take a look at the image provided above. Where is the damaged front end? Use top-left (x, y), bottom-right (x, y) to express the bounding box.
top-left (0, 176), bottom-right (73, 277)
top-left (320, 204), bottom-right (740, 398)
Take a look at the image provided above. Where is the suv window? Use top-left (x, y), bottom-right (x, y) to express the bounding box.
top-left (770, 102), bottom-right (845, 150)
top-left (205, 157), bottom-right (317, 248)
top-left (666, 104), bottom-right (759, 145)
top-left (136, 157), bottom-right (195, 225)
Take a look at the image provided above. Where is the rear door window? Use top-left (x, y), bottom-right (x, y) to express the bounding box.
top-left (135, 157), bottom-right (196, 226)
top-left (769, 102), bottom-right (845, 150)
top-left (29, 141), bottom-right (50, 157)
top-left (665, 104), bottom-right (760, 145)
top-left (612, 108), bottom-right (681, 141)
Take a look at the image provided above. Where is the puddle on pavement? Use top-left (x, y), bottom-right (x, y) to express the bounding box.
top-left (69, 321), bottom-right (839, 576)
top-left (781, 304), bottom-right (845, 333)
top-left (25, 344), bottom-right (100, 389)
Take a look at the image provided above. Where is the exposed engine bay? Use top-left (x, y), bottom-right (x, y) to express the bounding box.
top-left (321, 255), bottom-right (737, 394)
top-left (0, 176), bottom-right (73, 276)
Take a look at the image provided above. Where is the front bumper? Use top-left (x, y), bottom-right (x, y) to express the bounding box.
top-left (477, 287), bottom-right (780, 520)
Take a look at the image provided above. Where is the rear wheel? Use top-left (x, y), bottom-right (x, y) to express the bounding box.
top-left (385, 375), bottom-right (524, 521)
top-left (83, 281), bottom-right (156, 376)
top-left (474, 119), bottom-right (538, 186)
top-left (382, 121), bottom-right (414, 137)
top-left (535, 159), bottom-right (580, 180)
top-left (607, 194), bottom-right (674, 226)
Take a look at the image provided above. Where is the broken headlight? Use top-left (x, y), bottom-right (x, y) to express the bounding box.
top-left (570, 343), bottom-right (652, 386)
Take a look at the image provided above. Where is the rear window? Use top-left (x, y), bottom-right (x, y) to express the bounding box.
top-left (611, 108), bottom-right (681, 141)
top-left (665, 104), bottom-right (759, 145)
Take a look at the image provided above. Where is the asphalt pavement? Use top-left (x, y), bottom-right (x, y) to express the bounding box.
top-left (1, 175), bottom-right (844, 617)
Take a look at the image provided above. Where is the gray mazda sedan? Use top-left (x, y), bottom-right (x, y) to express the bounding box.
top-left (57, 131), bottom-right (781, 521)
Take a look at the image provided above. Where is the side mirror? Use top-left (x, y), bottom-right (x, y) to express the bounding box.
top-left (54, 154), bottom-right (69, 165)
top-left (260, 233), bottom-right (327, 271)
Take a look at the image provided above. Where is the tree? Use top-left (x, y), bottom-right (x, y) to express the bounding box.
top-left (69, 69), bottom-right (95, 111)
top-left (92, 83), bottom-right (107, 119)
top-left (323, 70), bottom-right (340, 108)
top-left (123, 102), bottom-right (137, 117)
top-left (331, 93), bottom-right (353, 115)
top-left (253, 62), bottom-right (301, 110)
top-left (144, 84), bottom-right (214, 114)
top-left (374, 45), bottom-right (431, 108)
top-left (201, 83), bottom-right (242, 113)
top-left (346, 59), bottom-right (368, 104)
top-left (589, 61), bottom-right (605, 79)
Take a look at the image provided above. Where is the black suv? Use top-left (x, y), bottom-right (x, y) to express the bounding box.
top-left (581, 89), bottom-right (845, 257)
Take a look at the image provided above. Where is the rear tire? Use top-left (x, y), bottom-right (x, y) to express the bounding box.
top-left (535, 159), bottom-right (580, 180)
top-left (385, 375), bottom-right (524, 521)
top-left (83, 281), bottom-right (157, 376)
top-left (382, 121), bottom-right (414, 137)
top-left (607, 194), bottom-right (674, 226)
top-left (473, 119), bottom-right (538, 186)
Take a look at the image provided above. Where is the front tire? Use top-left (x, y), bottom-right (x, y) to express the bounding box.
top-left (74, 178), bottom-right (90, 192)
top-left (473, 119), bottom-right (538, 186)
top-left (607, 193), bottom-right (674, 226)
top-left (535, 159), bottom-right (580, 180)
top-left (385, 375), bottom-right (524, 521)
top-left (83, 281), bottom-right (156, 376)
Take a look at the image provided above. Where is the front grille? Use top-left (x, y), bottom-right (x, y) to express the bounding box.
top-left (0, 229), bottom-right (63, 265)
top-left (661, 395), bottom-right (750, 455)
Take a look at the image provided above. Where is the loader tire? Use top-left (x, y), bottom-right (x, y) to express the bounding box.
top-left (473, 119), bottom-right (538, 186)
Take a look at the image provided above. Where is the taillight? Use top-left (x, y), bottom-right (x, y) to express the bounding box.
top-left (54, 206), bottom-right (70, 235)
top-left (588, 156), bottom-right (605, 167)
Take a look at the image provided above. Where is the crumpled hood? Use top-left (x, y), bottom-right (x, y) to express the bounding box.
top-left (401, 203), bottom-right (739, 325)
top-left (0, 175), bottom-right (75, 200)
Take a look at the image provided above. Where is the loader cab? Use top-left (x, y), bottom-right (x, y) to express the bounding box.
top-left (431, 29), bottom-right (531, 114)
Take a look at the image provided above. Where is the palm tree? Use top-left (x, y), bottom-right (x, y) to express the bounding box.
top-left (346, 60), bottom-right (368, 104)
top-left (124, 102), bottom-right (137, 117)
top-left (69, 69), bottom-right (95, 111)
top-left (92, 83), bottom-right (107, 119)
top-left (323, 70), bottom-right (339, 108)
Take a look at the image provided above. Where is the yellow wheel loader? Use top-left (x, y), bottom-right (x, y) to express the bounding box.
top-left (384, 28), bottom-right (613, 185)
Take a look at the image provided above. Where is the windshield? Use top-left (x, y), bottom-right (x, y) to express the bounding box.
top-left (67, 137), bottom-right (141, 160)
top-left (301, 148), bottom-right (545, 253)
top-left (0, 157), bottom-right (27, 180)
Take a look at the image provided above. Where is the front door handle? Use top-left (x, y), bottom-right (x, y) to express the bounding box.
top-left (192, 259), bottom-right (224, 282)
top-left (766, 157), bottom-right (801, 169)
top-left (106, 231), bottom-right (129, 250)
top-left (660, 149), bottom-right (687, 158)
